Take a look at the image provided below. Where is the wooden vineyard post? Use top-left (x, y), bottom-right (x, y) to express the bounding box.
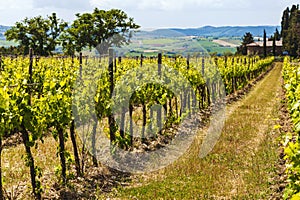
top-left (157, 53), bottom-right (162, 135)
top-left (91, 117), bottom-right (98, 167)
top-left (70, 119), bottom-right (82, 174)
top-left (69, 55), bottom-right (82, 175)
top-left (214, 57), bottom-right (218, 66)
top-left (142, 104), bottom-right (147, 143)
top-left (119, 55), bottom-right (126, 142)
top-left (231, 77), bottom-right (235, 93)
top-left (187, 90), bottom-right (191, 116)
top-left (223, 56), bottom-right (228, 94)
top-left (149, 108), bottom-right (153, 135)
top-left (79, 52), bottom-right (83, 79)
top-left (212, 57), bottom-right (218, 102)
top-left (140, 54), bottom-right (143, 67)
top-left (114, 52), bottom-right (117, 73)
top-left (187, 55), bottom-right (190, 70)
top-left (116, 56), bottom-right (125, 142)
top-left (120, 108), bottom-right (126, 139)
top-left (71, 55), bottom-right (74, 65)
top-left (192, 89), bottom-right (197, 113)
top-left (179, 93), bottom-right (183, 117)
top-left (85, 55), bottom-right (88, 65)
top-left (55, 55), bottom-right (67, 185)
top-left (163, 103), bottom-right (168, 123)
top-left (207, 79), bottom-right (211, 106)
top-left (158, 53), bottom-right (162, 76)
top-left (168, 98), bottom-right (173, 117)
top-left (35, 56), bottom-right (39, 67)
top-left (118, 56), bottom-right (122, 71)
top-left (231, 57), bottom-right (236, 94)
top-left (58, 127), bottom-right (67, 184)
top-left (20, 48), bottom-right (41, 199)
top-left (175, 96), bottom-right (179, 118)
top-left (296, 64), bottom-right (299, 84)
top-left (140, 54), bottom-right (147, 142)
top-left (247, 58), bottom-right (251, 81)
top-left (129, 103), bottom-right (133, 146)
top-left (202, 57), bottom-right (205, 77)
top-left (29, 49), bottom-right (33, 83)
top-left (108, 49), bottom-right (116, 143)
top-left (201, 57), bottom-right (206, 109)
top-left (186, 55), bottom-right (191, 116)
top-left (252, 59), bottom-right (255, 79)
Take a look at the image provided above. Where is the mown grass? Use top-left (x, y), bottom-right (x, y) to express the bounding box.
top-left (112, 63), bottom-right (283, 199)
top-left (1, 136), bottom-right (76, 199)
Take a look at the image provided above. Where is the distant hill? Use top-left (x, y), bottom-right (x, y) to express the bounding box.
top-left (0, 25), bottom-right (10, 40)
top-left (137, 26), bottom-right (281, 38)
top-left (0, 25), bottom-right (280, 40)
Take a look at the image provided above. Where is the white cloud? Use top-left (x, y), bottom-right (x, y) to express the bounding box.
top-left (0, 0), bottom-right (299, 27)
top-left (0, 0), bottom-right (33, 10)
top-left (90, 0), bottom-right (251, 11)
top-left (32, 0), bottom-right (91, 10)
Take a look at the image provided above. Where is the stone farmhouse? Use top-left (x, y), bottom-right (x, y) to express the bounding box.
top-left (246, 40), bottom-right (283, 56)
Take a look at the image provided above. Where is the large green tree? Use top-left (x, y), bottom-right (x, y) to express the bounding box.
top-left (274, 28), bottom-right (281, 41)
top-left (60, 8), bottom-right (140, 55)
top-left (281, 4), bottom-right (300, 57)
top-left (263, 29), bottom-right (267, 57)
top-left (5, 13), bottom-right (67, 56)
top-left (237, 32), bottom-right (254, 55)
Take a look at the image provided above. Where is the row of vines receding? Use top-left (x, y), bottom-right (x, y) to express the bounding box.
top-left (0, 50), bottom-right (274, 199)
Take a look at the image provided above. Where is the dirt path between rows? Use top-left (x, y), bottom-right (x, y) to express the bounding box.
top-left (210, 62), bottom-right (283, 198)
top-left (115, 63), bottom-right (284, 199)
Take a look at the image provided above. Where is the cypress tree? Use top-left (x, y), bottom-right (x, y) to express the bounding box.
top-left (263, 29), bottom-right (267, 57)
top-left (274, 28), bottom-right (281, 41)
top-left (273, 36), bottom-right (276, 56)
top-left (281, 7), bottom-right (290, 53)
top-left (281, 4), bottom-right (300, 57)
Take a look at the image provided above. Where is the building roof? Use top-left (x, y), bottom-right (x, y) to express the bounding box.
top-left (246, 40), bottom-right (282, 47)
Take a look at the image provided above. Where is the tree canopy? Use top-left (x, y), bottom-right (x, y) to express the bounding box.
top-left (60, 8), bottom-right (140, 55)
top-left (5, 13), bottom-right (67, 56)
top-left (5, 9), bottom-right (140, 56)
top-left (281, 4), bottom-right (300, 57)
top-left (237, 32), bottom-right (254, 55)
top-left (263, 29), bottom-right (267, 57)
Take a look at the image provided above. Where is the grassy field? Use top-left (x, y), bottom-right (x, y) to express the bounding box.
top-left (0, 40), bottom-right (17, 47)
top-left (116, 37), bottom-right (239, 57)
top-left (109, 63), bottom-right (283, 199)
top-left (0, 37), bottom-right (239, 57)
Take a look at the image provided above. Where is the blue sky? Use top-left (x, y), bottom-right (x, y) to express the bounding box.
top-left (0, 0), bottom-right (299, 28)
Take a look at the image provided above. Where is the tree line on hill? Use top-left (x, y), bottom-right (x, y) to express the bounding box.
top-left (281, 4), bottom-right (300, 57)
top-left (237, 4), bottom-right (300, 57)
top-left (1, 9), bottom-right (140, 56)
